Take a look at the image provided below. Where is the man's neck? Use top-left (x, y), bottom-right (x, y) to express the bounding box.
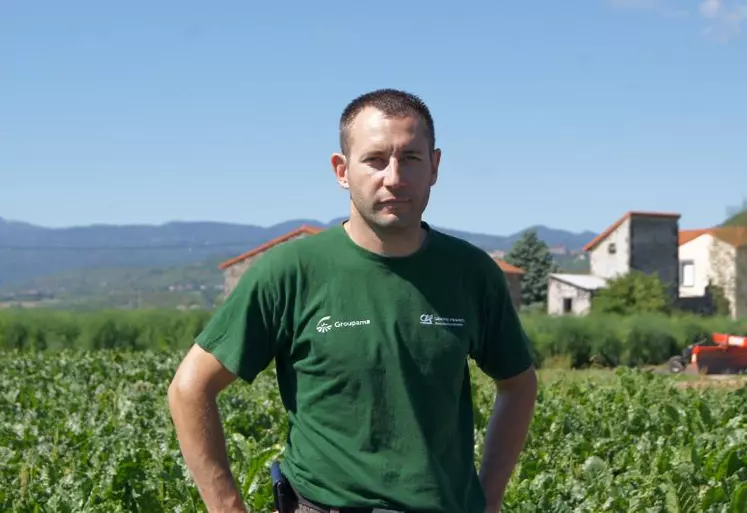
top-left (343, 214), bottom-right (426, 257)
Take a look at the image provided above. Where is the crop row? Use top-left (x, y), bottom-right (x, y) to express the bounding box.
top-left (1, 350), bottom-right (746, 511)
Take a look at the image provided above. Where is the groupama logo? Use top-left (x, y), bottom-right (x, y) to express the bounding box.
top-left (316, 316), bottom-right (332, 333)
top-left (315, 315), bottom-right (371, 333)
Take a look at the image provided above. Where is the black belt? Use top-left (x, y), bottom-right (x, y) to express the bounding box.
top-left (291, 483), bottom-right (405, 513)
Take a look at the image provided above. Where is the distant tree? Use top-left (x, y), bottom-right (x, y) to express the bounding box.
top-left (591, 271), bottom-right (671, 315)
top-left (504, 230), bottom-right (557, 306)
top-left (705, 280), bottom-right (731, 317)
top-left (723, 197), bottom-right (747, 226)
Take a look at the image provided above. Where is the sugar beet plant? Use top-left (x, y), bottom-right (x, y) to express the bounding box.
top-left (1, 350), bottom-right (285, 513)
top-left (479, 369), bottom-right (747, 513)
top-left (2, 350), bottom-right (746, 512)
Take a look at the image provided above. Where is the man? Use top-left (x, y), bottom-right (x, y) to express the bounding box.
top-left (168, 88), bottom-right (538, 513)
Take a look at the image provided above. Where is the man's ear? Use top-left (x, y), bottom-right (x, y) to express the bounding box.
top-left (331, 153), bottom-right (349, 189)
top-left (430, 148), bottom-right (441, 186)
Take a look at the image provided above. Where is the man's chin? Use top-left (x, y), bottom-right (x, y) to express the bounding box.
top-left (371, 213), bottom-right (414, 231)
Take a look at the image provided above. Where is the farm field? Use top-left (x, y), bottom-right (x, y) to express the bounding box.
top-left (2, 349), bottom-right (747, 512)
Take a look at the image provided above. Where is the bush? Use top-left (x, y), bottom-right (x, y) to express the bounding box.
top-left (1, 309), bottom-right (744, 374)
top-left (551, 317), bottom-right (594, 368)
top-left (521, 311), bottom-right (740, 370)
top-left (621, 315), bottom-right (679, 367)
top-left (592, 271), bottom-right (672, 316)
top-left (0, 309), bottom-right (211, 352)
top-left (705, 281), bottom-right (731, 316)
top-left (585, 315), bottom-right (624, 367)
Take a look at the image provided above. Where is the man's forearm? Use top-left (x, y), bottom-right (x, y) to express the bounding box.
top-left (168, 386), bottom-right (247, 513)
top-left (479, 374), bottom-right (537, 511)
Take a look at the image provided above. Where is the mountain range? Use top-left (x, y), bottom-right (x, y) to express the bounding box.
top-left (0, 215), bottom-right (598, 290)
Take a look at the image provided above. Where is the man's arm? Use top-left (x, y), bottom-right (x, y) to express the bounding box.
top-left (478, 365), bottom-right (538, 512)
top-left (168, 343), bottom-right (247, 513)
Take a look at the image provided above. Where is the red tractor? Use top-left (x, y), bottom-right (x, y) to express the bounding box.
top-left (668, 332), bottom-right (747, 375)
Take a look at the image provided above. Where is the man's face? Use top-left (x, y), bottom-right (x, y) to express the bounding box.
top-left (332, 107), bottom-right (440, 233)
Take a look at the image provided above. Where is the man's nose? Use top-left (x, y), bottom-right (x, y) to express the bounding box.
top-left (382, 157), bottom-right (406, 187)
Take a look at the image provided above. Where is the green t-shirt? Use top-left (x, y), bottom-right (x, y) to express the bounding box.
top-left (196, 221), bottom-right (534, 513)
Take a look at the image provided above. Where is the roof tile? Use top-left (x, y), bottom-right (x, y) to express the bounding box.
top-left (678, 229), bottom-right (709, 246)
top-left (218, 225), bottom-right (323, 269)
top-left (678, 226), bottom-right (747, 248)
top-left (495, 258), bottom-right (526, 274)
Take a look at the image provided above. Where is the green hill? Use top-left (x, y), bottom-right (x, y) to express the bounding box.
top-left (0, 251), bottom-right (590, 311)
top-left (0, 215), bottom-right (598, 289)
top-left (0, 260), bottom-right (224, 310)
top-left (0, 216), bottom-right (597, 310)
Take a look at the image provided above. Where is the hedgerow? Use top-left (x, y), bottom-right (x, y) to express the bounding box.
top-left (2, 309), bottom-right (746, 368)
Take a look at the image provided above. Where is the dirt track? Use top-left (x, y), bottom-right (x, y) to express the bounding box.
top-left (673, 375), bottom-right (747, 390)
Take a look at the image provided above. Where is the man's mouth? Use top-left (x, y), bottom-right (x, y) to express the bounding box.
top-left (378, 198), bottom-right (410, 206)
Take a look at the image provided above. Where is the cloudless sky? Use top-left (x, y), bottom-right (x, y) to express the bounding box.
top-left (2, 0), bottom-right (746, 236)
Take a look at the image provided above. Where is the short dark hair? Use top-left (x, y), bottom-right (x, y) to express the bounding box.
top-left (339, 88), bottom-right (436, 156)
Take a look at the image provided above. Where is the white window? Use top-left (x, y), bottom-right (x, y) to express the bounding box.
top-left (681, 261), bottom-right (695, 287)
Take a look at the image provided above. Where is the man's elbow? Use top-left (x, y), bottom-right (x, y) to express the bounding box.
top-left (167, 374), bottom-right (182, 399)
top-left (167, 344), bottom-right (236, 409)
top-left (167, 373), bottom-right (190, 413)
top-left (167, 365), bottom-right (206, 411)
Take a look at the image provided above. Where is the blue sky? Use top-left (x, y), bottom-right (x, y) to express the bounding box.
top-left (2, 0), bottom-right (745, 236)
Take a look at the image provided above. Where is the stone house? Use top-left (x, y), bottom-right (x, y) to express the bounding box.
top-left (678, 226), bottom-right (747, 318)
top-left (547, 211), bottom-right (681, 316)
top-left (547, 273), bottom-right (608, 316)
top-left (218, 225), bottom-right (322, 297)
top-left (218, 225), bottom-right (526, 310)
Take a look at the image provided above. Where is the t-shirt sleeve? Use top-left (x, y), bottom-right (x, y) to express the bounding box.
top-left (195, 252), bottom-right (291, 384)
top-left (471, 262), bottom-right (534, 381)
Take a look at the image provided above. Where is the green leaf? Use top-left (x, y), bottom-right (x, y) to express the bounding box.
top-left (716, 448), bottom-right (745, 480)
top-left (731, 482), bottom-right (747, 513)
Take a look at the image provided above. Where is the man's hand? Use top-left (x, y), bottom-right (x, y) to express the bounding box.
top-left (168, 344), bottom-right (248, 513)
top-left (478, 366), bottom-right (538, 512)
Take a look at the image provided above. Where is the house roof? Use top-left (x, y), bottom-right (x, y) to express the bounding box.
top-left (494, 259), bottom-right (525, 274)
top-left (550, 273), bottom-right (608, 291)
top-left (583, 211), bottom-right (681, 252)
top-left (679, 229), bottom-right (710, 246)
top-left (218, 225), bottom-right (323, 270)
top-left (710, 226), bottom-right (747, 248)
top-left (678, 226), bottom-right (747, 248)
